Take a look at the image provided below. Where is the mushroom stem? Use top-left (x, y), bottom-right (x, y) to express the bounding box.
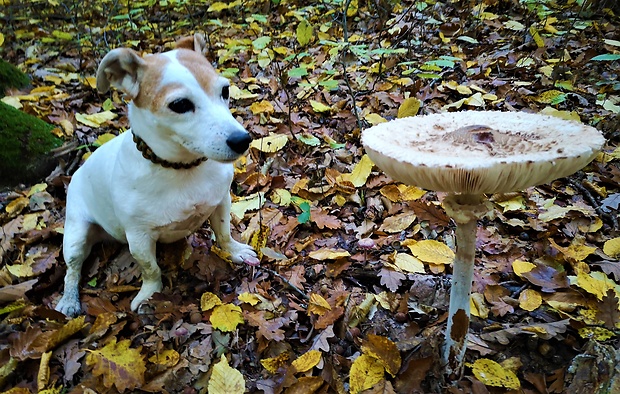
top-left (442, 193), bottom-right (490, 376)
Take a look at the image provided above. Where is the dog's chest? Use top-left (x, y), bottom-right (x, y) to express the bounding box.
top-left (152, 191), bottom-right (220, 243)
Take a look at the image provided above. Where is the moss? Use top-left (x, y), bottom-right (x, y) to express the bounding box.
top-left (0, 59), bottom-right (30, 96)
top-left (0, 101), bottom-right (63, 188)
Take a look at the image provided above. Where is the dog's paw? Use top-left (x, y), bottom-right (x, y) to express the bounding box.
top-left (222, 240), bottom-right (260, 266)
top-left (55, 296), bottom-right (82, 317)
top-left (130, 280), bottom-right (163, 311)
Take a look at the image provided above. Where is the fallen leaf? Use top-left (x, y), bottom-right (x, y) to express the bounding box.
top-left (208, 354), bottom-right (245, 394)
top-left (291, 349), bottom-right (322, 373)
top-left (210, 304), bottom-right (244, 332)
top-left (471, 358), bottom-right (520, 390)
top-left (86, 339), bottom-right (146, 392)
top-left (406, 240), bottom-right (455, 265)
top-left (361, 335), bottom-right (401, 377)
top-left (350, 354), bottom-right (385, 394)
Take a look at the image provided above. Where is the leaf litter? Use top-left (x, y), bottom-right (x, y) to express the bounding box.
top-left (1, 0), bottom-right (620, 393)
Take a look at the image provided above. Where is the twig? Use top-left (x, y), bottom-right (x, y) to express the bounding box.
top-left (340, 0), bottom-right (364, 131)
top-left (568, 178), bottom-right (618, 229)
top-left (258, 266), bottom-right (309, 301)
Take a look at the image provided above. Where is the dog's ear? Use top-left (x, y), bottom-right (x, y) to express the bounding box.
top-left (175, 33), bottom-right (208, 56)
top-left (96, 48), bottom-right (146, 99)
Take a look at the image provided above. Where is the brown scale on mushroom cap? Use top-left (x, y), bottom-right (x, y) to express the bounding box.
top-left (362, 111), bottom-right (605, 194)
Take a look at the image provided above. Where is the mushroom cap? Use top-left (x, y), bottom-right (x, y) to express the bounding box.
top-left (362, 111), bottom-right (605, 194)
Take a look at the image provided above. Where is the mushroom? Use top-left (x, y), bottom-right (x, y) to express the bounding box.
top-left (361, 111), bottom-right (605, 375)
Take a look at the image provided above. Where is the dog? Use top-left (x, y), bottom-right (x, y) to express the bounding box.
top-left (55, 34), bottom-right (259, 317)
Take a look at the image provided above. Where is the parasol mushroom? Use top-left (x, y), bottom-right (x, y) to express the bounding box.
top-left (361, 110), bottom-right (605, 376)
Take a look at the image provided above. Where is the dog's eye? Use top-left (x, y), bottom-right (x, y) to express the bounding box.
top-left (221, 86), bottom-right (229, 101)
top-left (168, 98), bottom-right (195, 114)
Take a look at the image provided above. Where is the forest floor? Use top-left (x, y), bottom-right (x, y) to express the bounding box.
top-left (1, 0), bottom-right (620, 393)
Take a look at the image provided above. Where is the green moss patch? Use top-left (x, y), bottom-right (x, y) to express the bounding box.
top-left (0, 101), bottom-right (63, 188)
top-left (0, 59), bottom-right (30, 96)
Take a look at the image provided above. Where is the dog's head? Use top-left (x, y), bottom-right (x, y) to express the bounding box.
top-left (96, 34), bottom-right (251, 163)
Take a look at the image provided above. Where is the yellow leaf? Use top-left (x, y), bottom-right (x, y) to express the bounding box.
top-left (5, 196), bottom-right (29, 215)
top-left (406, 240), bottom-right (455, 265)
top-left (393, 253), bottom-right (425, 274)
top-left (573, 271), bottom-right (618, 300)
top-left (540, 107), bottom-right (580, 122)
top-left (296, 19), bottom-right (314, 46)
top-left (518, 289), bottom-right (542, 311)
top-left (603, 237), bottom-right (620, 258)
top-left (261, 352), bottom-right (290, 374)
top-left (291, 350), bottom-right (322, 373)
top-left (470, 293), bottom-right (489, 319)
top-left (471, 358), bottom-right (520, 390)
top-left (379, 212), bottom-right (416, 233)
top-left (238, 292), bottom-right (261, 306)
top-left (249, 100), bottom-right (274, 115)
top-left (549, 238), bottom-right (597, 262)
top-left (270, 189), bottom-right (291, 206)
top-left (529, 26), bottom-right (545, 48)
top-left (0, 32), bottom-right (4, 47)
top-left (75, 110), bottom-right (117, 127)
top-left (361, 335), bottom-right (401, 377)
top-left (7, 263), bottom-right (34, 278)
top-left (250, 133), bottom-right (288, 153)
top-left (230, 192), bottom-right (265, 219)
top-left (148, 349), bottom-right (180, 367)
top-left (346, 0), bottom-right (358, 17)
top-left (349, 354), bottom-right (385, 394)
top-left (397, 97), bottom-right (421, 118)
top-left (512, 260), bottom-right (535, 277)
top-left (349, 154), bottom-right (374, 187)
top-left (310, 100), bottom-right (332, 113)
top-left (210, 304), bottom-right (244, 332)
top-left (208, 354), bottom-right (245, 394)
top-left (200, 292), bottom-right (223, 311)
top-left (364, 113), bottom-right (387, 125)
top-left (94, 133), bottom-right (116, 147)
top-left (534, 89), bottom-right (565, 104)
top-left (86, 339), bottom-right (146, 392)
top-left (495, 195), bottom-right (526, 212)
top-left (308, 248), bottom-right (350, 260)
top-left (250, 223), bottom-right (269, 260)
top-left (578, 327), bottom-right (615, 341)
top-left (308, 293), bottom-right (331, 315)
top-left (464, 92), bottom-right (484, 106)
top-left (208, 2), bottom-right (231, 12)
top-left (399, 185), bottom-right (426, 200)
top-left (38, 351), bottom-right (52, 391)
top-left (46, 315), bottom-right (87, 351)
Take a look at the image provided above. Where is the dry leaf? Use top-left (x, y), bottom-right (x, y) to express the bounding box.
top-left (208, 354), bottom-right (245, 394)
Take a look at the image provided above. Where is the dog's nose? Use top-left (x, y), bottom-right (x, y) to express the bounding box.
top-left (226, 131), bottom-right (252, 154)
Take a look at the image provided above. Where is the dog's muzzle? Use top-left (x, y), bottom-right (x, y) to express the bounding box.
top-left (226, 131), bottom-right (252, 154)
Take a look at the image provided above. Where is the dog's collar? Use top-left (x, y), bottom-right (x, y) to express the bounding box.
top-left (132, 132), bottom-right (207, 170)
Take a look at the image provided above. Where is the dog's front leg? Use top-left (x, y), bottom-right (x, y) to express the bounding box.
top-left (211, 194), bottom-right (260, 266)
top-left (126, 232), bottom-right (163, 311)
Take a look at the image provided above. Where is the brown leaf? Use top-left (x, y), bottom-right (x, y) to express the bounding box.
top-left (360, 379), bottom-right (396, 394)
top-left (378, 268), bottom-right (405, 292)
top-left (311, 207), bottom-right (342, 230)
top-left (521, 264), bottom-right (569, 292)
top-left (245, 311), bottom-right (286, 341)
top-left (595, 289), bottom-right (620, 330)
top-left (408, 201), bottom-right (450, 230)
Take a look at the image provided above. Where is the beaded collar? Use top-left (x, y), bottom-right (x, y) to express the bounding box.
top-left (132, 132), bottom-right (207, 170)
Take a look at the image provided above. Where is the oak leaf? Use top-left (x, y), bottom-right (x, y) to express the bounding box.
top-left (595, 289), bottom-right (620, 330)
top-left (378, 268), bottom-right (405, 292)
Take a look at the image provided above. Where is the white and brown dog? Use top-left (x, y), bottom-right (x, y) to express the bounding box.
top-left (55, 34), bottom-right (259, 317)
